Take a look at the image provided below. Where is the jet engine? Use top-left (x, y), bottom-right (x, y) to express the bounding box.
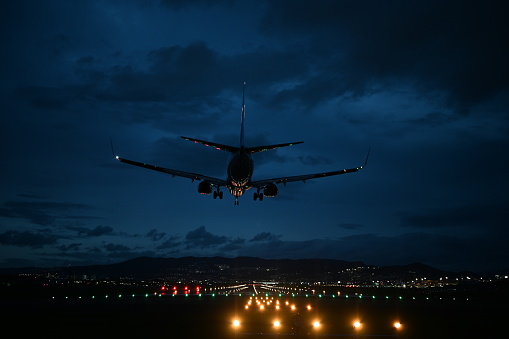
top-left (264, 183), bottom-right (278, 197)
top-left (198, 181), bottom-right (213, 195)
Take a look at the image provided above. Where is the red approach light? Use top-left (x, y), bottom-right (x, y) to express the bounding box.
top-left (161, 286), bottom-right (166, 291)
top-left (173, 286), bottom-right (177, 290)
top-left (184, 286), bottom-right (188, 290)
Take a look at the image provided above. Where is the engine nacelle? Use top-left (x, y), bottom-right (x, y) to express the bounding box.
top-left (198, 181), bottom-right (213, 195)
top-left (264, 183), bottom-right (278, 197)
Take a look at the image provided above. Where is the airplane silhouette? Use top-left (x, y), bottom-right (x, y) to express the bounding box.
top-left (113, 83), bottom-right (369, 205)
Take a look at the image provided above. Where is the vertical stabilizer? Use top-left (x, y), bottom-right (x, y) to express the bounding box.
top-left (240, 82), bottom-right (246, 147)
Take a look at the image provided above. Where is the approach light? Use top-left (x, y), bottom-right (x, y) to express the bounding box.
top-left (313, 321), bottom-right (321, 328)
top-left (273, 320), bottom-right (281, 327)
top-left (233, 319), bottom-right (240, 327)
top-left (394, 322), bottom-right (402, 329)
top-left (353, 321), bottom-right (362, 329)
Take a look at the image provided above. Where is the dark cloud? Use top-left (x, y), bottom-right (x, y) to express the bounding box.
top-left (104, 243), bottom-right (131, 252)
top-left (0, 201), bottom-right (91, 226)
top-left (156, 236), bottom-right (181, 250)
top-left (66, 225), bottom-right (114, 237)
top-left (250, 232), bottom-right (281, 242)
top-left (184, 226), bottom-right (228, 248)
top-left (146, 229), bottom-right (166, 241)
top-left (56, 243), bottom-right (81, 251)
top-left (261, 0), bottom-right (509, 113)
top-left (398, 203), bottom-right (509, 230)
top-left (338, 223), bottom-right (362, 230)
top-left (220, 237), bottom-right (245, 251)
top-left (0, 230), bottom-right (62, 248)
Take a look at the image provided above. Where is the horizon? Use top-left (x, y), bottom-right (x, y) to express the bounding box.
top-left (2, 254), bottom-right (505, 275)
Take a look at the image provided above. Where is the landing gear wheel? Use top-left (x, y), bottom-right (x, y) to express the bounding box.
top-left (254, 192), bottom-right (264, 201)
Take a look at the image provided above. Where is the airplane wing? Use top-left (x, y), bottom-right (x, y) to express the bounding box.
top-left (251, 150), bottom-right (370, 188)
top-left (115, 156), bottom-right (228, 187)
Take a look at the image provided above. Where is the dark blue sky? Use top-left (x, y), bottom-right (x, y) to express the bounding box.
top-left (1, 0), bottom-right (508, 272)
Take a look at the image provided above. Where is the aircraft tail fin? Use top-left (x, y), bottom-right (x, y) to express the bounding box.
top-left (240, 82), bottom-right (246, 147)
top-left (246, 141), bottom-right (304, 153)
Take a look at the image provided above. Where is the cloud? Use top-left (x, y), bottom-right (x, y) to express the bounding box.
top-left (260, 0), bottom-right (509, 114)
top-left (184, 226), bottom-right (228, 249)
top-left (0, 230), bottom-right (62, 248)
top-left (66, 225), bottom-right (114, 237)
top-left (56, 243), bottom-right (81, 251)
top-left (156, 236), bottom-right (181, 250)
top-left (338, 223), bottom-right (362, 230)
top-left (250, 232), bottom-right (281, 242)
top-left (398, 203), bottom-right (509, 230)
top-left (220, 237), bottom-right (245, 251)
top-left (0, 200), bottom-right (91, 226)
top-left (104, 243), bottom-right (131, 252)
top-left (146, 229), bottom-right (166, 241)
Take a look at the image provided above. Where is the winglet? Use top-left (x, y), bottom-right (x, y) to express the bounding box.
top-left (110, 137), bottom-right (119, 160)
top-left (361, 148), bottom-right (370, 169)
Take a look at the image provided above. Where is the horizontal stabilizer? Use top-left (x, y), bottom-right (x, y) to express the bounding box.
top-left (181, 136), bottom-right (238, 153)
top-left (246, 141), bottom-right (303, 153)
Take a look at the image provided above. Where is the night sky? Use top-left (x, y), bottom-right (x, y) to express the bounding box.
top-left (1, 0), bottom-right (508, 272)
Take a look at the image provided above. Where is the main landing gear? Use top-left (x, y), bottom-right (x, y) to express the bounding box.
top-left (253, 190), bottom-right (264, 201)
top-left (213, 190), bottom-right (223, 199)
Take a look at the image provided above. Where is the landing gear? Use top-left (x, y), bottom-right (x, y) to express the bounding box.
top-left (213, 190), bottom-right (223, 199)
top-left (253, 191), bottom-right (264, 201)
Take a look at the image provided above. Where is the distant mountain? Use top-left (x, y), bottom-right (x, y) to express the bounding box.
top-left (0, 256), bottom-right (475, 282)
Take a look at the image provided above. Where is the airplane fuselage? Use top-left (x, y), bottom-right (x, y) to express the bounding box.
top-left (226, 147), bottom-right (253, 198)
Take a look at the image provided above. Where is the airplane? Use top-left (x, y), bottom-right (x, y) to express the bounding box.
top-left (112, 83), bottom-right (369, 205)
